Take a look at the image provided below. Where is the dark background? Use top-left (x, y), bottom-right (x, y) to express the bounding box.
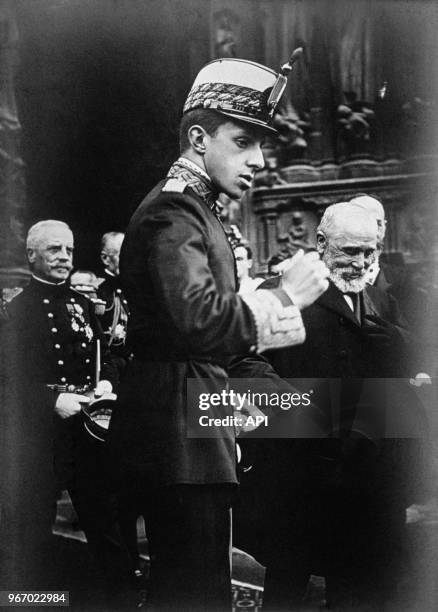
top-left (14, 0), bottom-right (204, 268)
top-left (8, 0), bottom-right (438, 270)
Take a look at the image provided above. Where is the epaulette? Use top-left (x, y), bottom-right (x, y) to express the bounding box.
top-left (70, 287), bottom-right (96, 303)
top-left (161, 178), bottom-right (188, 193)
top-left (70, 286), bottom-right (88, 299)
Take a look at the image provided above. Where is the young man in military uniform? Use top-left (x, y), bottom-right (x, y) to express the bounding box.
top-left (108, 57), bottom-right (329, 611)
top-left (2, 220), bottom-right (130, 602)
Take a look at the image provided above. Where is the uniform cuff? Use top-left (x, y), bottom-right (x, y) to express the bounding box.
top-left (269, 287), bottom-right (294, 307)
top-left (241, 290), bottom-right (305, 353)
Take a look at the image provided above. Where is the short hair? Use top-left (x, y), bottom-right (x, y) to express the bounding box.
top-left (26, 220), bottom-right (71, 250)
top-left (101, 231), bottom-right (124, 253)
top-left (317, 202), bottom-right (376, 238)
top-left (179, 109), bottom-right (230, 154)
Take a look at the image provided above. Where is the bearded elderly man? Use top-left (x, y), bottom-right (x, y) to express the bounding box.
top-left (108, 55), bottom-right (329, 612)
top-left (253, 203), bottom-right (429, 611)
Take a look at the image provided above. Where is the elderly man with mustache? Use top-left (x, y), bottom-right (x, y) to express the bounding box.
top-left (1, 220), bottom-right (133, 607)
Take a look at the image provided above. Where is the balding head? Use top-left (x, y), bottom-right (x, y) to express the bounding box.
top-left (26, 220), bottom-right (74, 283)
top-left (349, 195), bottom-right (386, 243)
top-left (317, 203), bottom-right (378, 293)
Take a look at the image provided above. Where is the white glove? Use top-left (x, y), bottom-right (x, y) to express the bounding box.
top-left (94, 380), bottom-right (113, 397)
top-left (55, 393), bottom-right (90, 419)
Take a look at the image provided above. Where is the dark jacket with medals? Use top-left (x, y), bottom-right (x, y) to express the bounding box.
top-left (97, 271), bottom-right (131, 371)
top-left (4, 277), bottom-right (118, 490)
top-left (1, 277), bottom-right (122, 589)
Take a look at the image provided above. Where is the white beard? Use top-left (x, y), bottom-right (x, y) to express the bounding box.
top-left (330, 267), bottom-right (368, 294)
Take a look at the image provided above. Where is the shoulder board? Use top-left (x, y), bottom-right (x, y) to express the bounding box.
top-left (70, 287), bottom-right (92, 301)
top-left (161, 178), bottom-right (188, 193)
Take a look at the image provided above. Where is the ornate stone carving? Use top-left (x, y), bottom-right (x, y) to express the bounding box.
top-left (212, 8), bottom-right (240, 58)
top-left (336, 91), bottom-right (375, 159)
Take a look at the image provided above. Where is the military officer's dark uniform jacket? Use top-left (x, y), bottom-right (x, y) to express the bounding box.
top-left (1, 276), bottom-right (122, 591)
top-left (97, 270), bottom-right (131, 373)
top-left (5, 276), bottom-right (119, 489)
top-left (106, 156), bottom-right (308, 611)
top-left (108, 157), bottom-right (305, 488)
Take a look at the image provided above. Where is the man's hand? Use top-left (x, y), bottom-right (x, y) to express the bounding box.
top-left (55, 392), bottom-right (90, 419)
top-left (281, 250), bottom-right (329, 310)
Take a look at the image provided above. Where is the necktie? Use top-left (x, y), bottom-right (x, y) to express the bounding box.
top-left (346, 292), bottom-right (362, 323)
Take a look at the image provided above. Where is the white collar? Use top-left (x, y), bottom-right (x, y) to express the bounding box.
top-left (32, 274), bottom-right (66, 287)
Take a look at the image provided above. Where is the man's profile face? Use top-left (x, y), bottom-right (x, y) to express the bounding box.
top-left (27, 226), bottom-right (74, 283)
top-left (203, 121), bottom-right (265, 200)
top-left (321, 224), bottom-right (377, 294)
top-left (101, 234), bottom-right (124, 276)
top-left (234, 245), bottom-right (252, 281)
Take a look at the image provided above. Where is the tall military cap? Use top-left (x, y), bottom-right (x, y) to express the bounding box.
top-left (183, 49), bottom-right (303, 133)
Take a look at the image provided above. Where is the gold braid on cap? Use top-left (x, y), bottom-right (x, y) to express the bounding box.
top-left (184, 82), bottom-right (271, 121)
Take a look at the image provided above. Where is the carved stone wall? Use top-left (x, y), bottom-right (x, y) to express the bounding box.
top-left (244, 172), bottom-right (438, 276)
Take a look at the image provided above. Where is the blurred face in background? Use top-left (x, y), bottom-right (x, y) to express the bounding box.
top-left (234, 245), bottom-right (252, 282)
top-left (101, 233), bottom-right (124, 276)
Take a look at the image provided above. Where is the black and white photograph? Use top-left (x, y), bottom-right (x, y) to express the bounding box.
top-left (1, 1), bottom-right (438, 610)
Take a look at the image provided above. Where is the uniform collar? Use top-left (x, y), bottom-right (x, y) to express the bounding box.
top-left (178, 156), bottom-right (211, 182)
top-left (167, 156), bottom-right (222, 218)
top-left (32, 274), bottom-right (67, 286)
top-left (30, 275), bottom-right (69, 298)
top-left (103, 270), bottom-right (121, 290)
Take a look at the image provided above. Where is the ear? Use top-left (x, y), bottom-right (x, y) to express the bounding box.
top-left (316, 232), bottom-right (326, 256)
top-left (27, 248), bottom-right (36, 264)
top-left (101, 251), bottom-right (109, 266)
top-left (187, 124), bottom-right (208, 155)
